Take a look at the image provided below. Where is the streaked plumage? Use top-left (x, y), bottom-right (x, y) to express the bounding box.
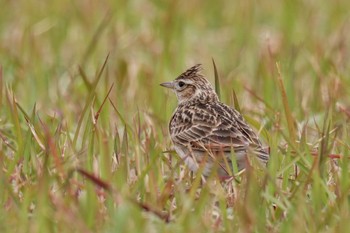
top-left (161, 64), bottom-right (269, 177)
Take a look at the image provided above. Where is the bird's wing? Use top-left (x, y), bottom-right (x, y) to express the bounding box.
top-left (170, 104), bottom-right (250, 152)
top-left (214, 103), bottom-right (269, 163)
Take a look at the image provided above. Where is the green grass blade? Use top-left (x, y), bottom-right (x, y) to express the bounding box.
top-left (276, 62), bottom-right (296, 145)
top-left (73, 54), bottom-right (110, 148)
top-left (231, 89), bottom-right (241, 112)
top-left (212, 58), bottom-right (221, 101)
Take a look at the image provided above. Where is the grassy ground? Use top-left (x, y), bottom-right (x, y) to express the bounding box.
top-left (1, 0), bottom-right (350, 232)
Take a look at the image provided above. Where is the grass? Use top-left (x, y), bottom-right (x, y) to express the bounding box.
top-left (1, 0), bottom-right (350, 232)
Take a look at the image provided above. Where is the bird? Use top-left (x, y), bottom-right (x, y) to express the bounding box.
top-left (160, 64), bottom-right (269, 177)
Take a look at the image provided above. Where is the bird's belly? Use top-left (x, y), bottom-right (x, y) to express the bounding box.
top-left (174, 144), bottom-right (247, 176)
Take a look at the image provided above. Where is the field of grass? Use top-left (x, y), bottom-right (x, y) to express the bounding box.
top-left (1, 0), bottom-right (350, 232)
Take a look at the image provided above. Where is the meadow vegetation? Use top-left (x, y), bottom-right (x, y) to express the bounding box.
top-left (1, 0), bottom-right (350, 232)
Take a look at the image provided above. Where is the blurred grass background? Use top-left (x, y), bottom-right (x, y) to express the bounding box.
top-left (1, 0), bottom-right (350, 232)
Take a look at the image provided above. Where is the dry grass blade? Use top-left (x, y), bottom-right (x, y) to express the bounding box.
top-left (16, 102), bottom-right (46, 151)
top-left (24, 117), bottom-right (45, 150)
top-left (310, 151), bottom-right (342, 159)
top-left (77, 168), bottom-right (170, 222)
top-left (276, 62), bottom-right (296, 144)
top-left (14, 101), bottom-right (31, 123)
top-left (212, 58), bottom-right (221, 101)
top-left (130, 200), bottom-right (170, 223)
top-left (77, 168), bottom-right (111, 191)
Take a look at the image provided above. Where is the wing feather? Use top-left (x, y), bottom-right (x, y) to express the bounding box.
top-left (169, 103), bottom-right (256, 154)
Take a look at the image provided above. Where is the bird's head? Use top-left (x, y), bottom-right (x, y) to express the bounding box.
top-left (160, 64), bottom-right (219, 105)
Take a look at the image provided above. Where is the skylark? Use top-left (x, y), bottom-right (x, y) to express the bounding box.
top-left (161, 64), bottom-right (269, 177)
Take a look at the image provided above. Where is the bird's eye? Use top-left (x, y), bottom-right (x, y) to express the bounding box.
top-left (178, 81), bottom-right (185, 88)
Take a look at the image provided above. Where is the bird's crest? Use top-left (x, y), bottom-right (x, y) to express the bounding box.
top-left (176, 64), bottom-right (203, 80)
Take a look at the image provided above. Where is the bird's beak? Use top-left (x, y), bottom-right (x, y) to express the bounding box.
top-left (160, 81), bottom-right (174, 89)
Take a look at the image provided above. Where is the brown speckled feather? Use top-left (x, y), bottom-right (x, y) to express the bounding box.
top-left (162, 64), bottom-right (269, 176)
